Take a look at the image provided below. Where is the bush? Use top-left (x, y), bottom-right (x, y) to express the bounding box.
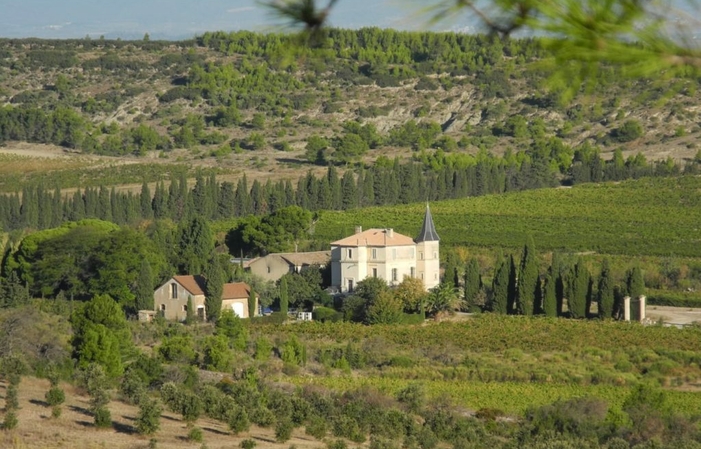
top-left (306, 415), bottom-right (328, 439)
top-left (240, 439), bottom-right (257, 449)
top-left (45, 387), bottom-right (66, 407)
top-left (94, 406), bottom-right (112, 428)
top-left (2, 410), bottom-right (18, 430)
top-left (275, 419), bottom-right (294, 442)
top-left (312, 307), bottom-right (343, 322)
top-left (188, 426), bottom-right (204, 442)
top-left (136, 397), bottom-right (162, 435)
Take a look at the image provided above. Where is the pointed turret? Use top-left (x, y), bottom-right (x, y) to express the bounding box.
top-left (415, 204), bottom-right (440, 242)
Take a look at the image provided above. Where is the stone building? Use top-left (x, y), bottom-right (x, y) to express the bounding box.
top-left (330, 205), bottom-right (440, 293)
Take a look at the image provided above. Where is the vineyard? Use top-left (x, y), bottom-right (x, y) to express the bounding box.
top-left (313, 176), bottom-right (701, 257)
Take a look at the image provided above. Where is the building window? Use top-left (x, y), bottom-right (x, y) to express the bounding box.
top-left (170, 283), bottom-right (177, 299)
top-left (348, 279), bottom-right (354, 292)
top-left (348, 249), bottom-right (353, 259)
top-left (434, 273), bottom-right (438, 280)
top-left (372, 248), bottom-right (377, 259)
top-left (182, 305), bottom-right (188, 312)
top-left (267, 266), bottom-right (271, 273)
top-left (420, 272), bottom-right (424, 280)
top-left (372, 268), bottom-right (378, 278)
top-left (433, 252), bottom-right (438, 259)
top-left (160, 304), bottom-right (166, 311)
top-left (420, 252), bottom-right (424, 260)
top-left (410, 267), bottom-right (415, 278)
top-left (392, 268), bottom-right (398, 282)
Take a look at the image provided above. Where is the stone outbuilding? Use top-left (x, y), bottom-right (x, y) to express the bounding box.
top-left (153, 275), bottom-right (257, 321)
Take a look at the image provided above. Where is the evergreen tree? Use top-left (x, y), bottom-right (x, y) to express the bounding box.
top-left (135, 260), bottom-right (154, 311)
top-left (597, 259), bottom-right (614, 318)
top-left (185, 295), bottom-right (195, 324)
top-left (507, 254), bottom-right (517, 314)
top-left (542, 273), bottom-right (557, 317)
top-left (248, 287), bottom-right (257, 318)
top-left (463, 257), bottom-right (482, 310)
top-left (516, 236), bottom-right (538, 316)
top-left (491, 255), bottom-right (509, 314)
top-left (569, 258), bottom-right (590, 318)
top-left (97, 186), bottom-right (111, 222)
top-left (176, 216), bottom-right (214, 274)
top-left (152, 181), bottom-right (168, 219)
top-left (139, 182), bottom-right (153, 219)
top-left (204, 257), bottom-right (224, 322)
top-left (279, 276), bottom-right (289, 316)
top-left (626, 266), bottom-right (645, 299)
top-left (340, 170), bottom-right (357, 209)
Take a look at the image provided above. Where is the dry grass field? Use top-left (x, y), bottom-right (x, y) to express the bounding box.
top-left (0, 377), bottom-right (326, 449)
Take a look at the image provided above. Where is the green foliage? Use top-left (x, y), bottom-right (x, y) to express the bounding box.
top-left (201, 335), bottom-right (233, 372)
top-left (248, 287), bottom-right (257, 318)
top-left (542, 274), bottom-right (557, 318)
top-left (490, 255), bottom-right (509, 314)
top-left (204, 257), bottom-right (224, 322)
top-left (569, 258), bottom-right (590, 319)
top-left (275, 419), bottom-right (294, 442)
top-left (240, 439), bottom-right (257, 449)
top-left (463, 258), bottom-right (482, 310)
top-left (598, 259), bottom-right (615, 319)
top-left (71, 294), bottom-right (130, 377)
top-left (612, 120), bottom-right (643, 143)
top-left (136, 396), bottom-right (162, 435)
top-left (281, 335), bottom-right (307, 367)
top-left (216, 310), bottom-right (249, 351)
top-left (188, 426), bottom-right (204, 442)
top-left (135, 259), bottom-right (154, 311)
top-left (254, 337), bottom-right (273, 361)
top-left (626, 266), bottom-right (645, 298)
top-left (516, 236), bottom-right (538, 316)
top-left (366, 290), bottom-right (404, 325)
top-left (279, 276), bottom-right (290, 316)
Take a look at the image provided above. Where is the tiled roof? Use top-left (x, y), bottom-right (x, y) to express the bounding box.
top-left (172, 275), bottom-right (206, 295)
top-left (172, 276), bottom-right (252, 299)
top-left (279, 251), bottom-right (331, 266)
top-left (331, 228), bottom-right (415, 247)
top-left (222, 282), bottom-right (252, 300)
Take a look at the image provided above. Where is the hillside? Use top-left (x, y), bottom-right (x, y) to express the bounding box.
top-left (0, 30), bottom-right (700, 188)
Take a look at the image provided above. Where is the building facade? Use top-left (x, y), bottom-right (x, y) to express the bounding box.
top-left (153, 275), bottom-right (256, 321)
top-left (247, 250), bottom-right (331, 283)
top-left (330, 205), bottom-right (440, 293)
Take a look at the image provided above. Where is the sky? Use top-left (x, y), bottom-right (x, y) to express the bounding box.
top-left (0, 0), bottom-right (698, 40)
top-left (0, 0), bottom-right (457, 40)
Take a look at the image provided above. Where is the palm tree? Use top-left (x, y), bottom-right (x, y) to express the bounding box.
top-left (424, 281), bottom-right (460, 317)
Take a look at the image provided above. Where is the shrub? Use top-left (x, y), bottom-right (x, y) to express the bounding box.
top-left (136, 397), bottom-right (162, 435)
top-left (240, 439), bottom-right (257, 449)
top-left (275, 419), bottom-right (294, 442)
top-left (2, 410), bottom-right (18, 430)
top-left (313, 307), bottom-right (343, 323)
top-left (188, 426), bottom-right (203, 442)
top-left (94, 406), bottom-right (112, 428)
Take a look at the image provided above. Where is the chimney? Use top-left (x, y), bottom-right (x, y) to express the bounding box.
top-left (355, 226), bottom-right (362, 234)
top-left (387, 228), bottom-right (394, 238)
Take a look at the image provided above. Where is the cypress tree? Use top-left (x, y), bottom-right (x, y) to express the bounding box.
top-left (463, 257), bottom-right (482, 310)
top-left (185, 295), bottom-right (195, 324)
top-left (569, 258), bottom-right (589, 318)
top-left (135, 260), bottom-right (154, 311)
top-left (248, 287), bottom-right (257, 318)
top-left (218, 182), bottom-right (236, 219)
top-left (98, 186), bottom-right (111, 222)
top-left (507, 254), bottom-right (517, 314)
top-left (516, 236), bottom-right (538, 316)
top-left (279, 276), bottom-right (289, 316)
top-left (327, 165), bottom-right (342, 210)
top-left (140, 182), bottom-right (153, 219)
top-left (204, 257), bottom-right (224, 322)
top-left (626, 266), bottom-right (645, 299)
top-left (152, 180), bottom-right (168, 219)
top-left (542, 273), bottom-right (557, 317)
top-left (341, 170), bottom-right (357, 210)
top-left (597, 259), bottom-right (614, 318)
top-left (491, 255), bottom-right (510, 314)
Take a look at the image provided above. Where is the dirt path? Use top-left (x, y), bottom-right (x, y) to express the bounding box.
top-left (645, 305), bottom-right (701, 327)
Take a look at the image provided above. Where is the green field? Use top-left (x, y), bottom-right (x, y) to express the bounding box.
top-left (313, 176), bottom-right (701, 257)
